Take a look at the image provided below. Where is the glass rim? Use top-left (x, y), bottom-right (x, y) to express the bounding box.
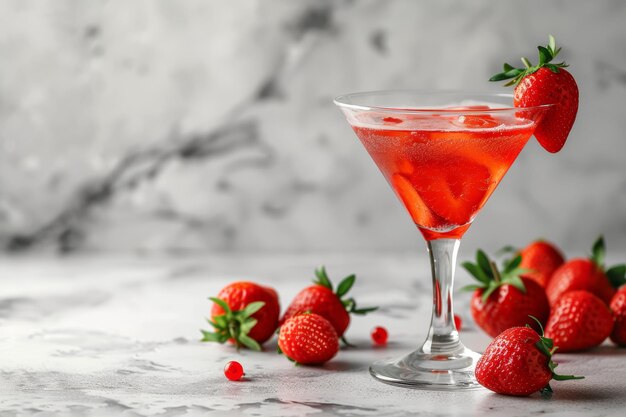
top-left (333, 89), bottom-right (553, 114)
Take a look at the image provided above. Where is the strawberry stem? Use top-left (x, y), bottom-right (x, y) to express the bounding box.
top-left (340, 335), bottom-right (356, 348)
top-left (527, 316), bottom-right (584, 386)
top-left (489, 261), bottom-right (501, 283)
top-left (490, 35), bottom-right (569, 86)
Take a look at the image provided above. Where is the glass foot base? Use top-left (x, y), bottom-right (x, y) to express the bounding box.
top-left (370, 346), bottom-right (482, 390)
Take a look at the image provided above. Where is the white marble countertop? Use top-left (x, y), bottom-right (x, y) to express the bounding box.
top-left (2, 254), bottom-right (626, 416)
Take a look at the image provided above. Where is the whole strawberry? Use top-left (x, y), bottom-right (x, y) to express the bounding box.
top-left (278, 313), bottom-right (339, 365)
top-left (490, 35), bottom-right (578, 153)
top-left (518, 240), bottom-right (565, 288)
top-left (201, 281), bottom-right (280, 350)
top-left (546, 236), bottom-right (624, 306)
top-left (462, 250), bottom-right (550, 338)
top-left (476, 325), bottom-right (583, 396)
top-left (545, 291), bottom-right (614, 352)
top-left (610, 284), bottom-right (626, 346)
top-left (281, 267), bottom-right (377, 341)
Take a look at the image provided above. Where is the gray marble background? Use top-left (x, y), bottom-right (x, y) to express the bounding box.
top-left (0, 0), bottom-right (625, 255)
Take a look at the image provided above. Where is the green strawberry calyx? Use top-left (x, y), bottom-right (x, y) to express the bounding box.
top-left (460, 250), bottom-right (530, 303)
top-left (314, 266), bottom-right (378, 316)
top-left (489, 35), bottom-right (568, 87)
top-left (590, 235), bottom-right (626, 288)
top-left (200, 297), bottom-right (266, 351)
top-left (314, 266), bottom-right (378, 346)
top-left (527, 316), bottom-right (584, 394)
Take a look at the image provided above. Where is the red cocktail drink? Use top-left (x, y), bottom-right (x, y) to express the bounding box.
top-left (352, 111), bottom-right (535, 240)
top-left (335, 91), bottom-right (550, 390)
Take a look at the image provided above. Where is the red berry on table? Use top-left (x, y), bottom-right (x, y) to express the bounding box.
top-left (461, 250), bottom-right (550, 338)
top-left (200, 282), bottom-right (280, 350)
top-left (490, 35), bottom-right (578, 153)
top-left (610, 284), bottom-right (626, 345)
top-left (476, 326), bottom-right (583, 396)
top-left (518, 240), bottom-right (565, 288)
top-left (546, 236), bottom-right (624, 306)
top-left (281, 267), bottom-right (377, 340)
top-left (278, 313), bottom-right (339, 365)
top-left (544, 291), bottom-right (614, 352)
top-left (454, 314), bottom-right (462, 331)
top-left (224, 361), bottom-right (244, 381)
top-left (371, 326), bottom-right (388, 345)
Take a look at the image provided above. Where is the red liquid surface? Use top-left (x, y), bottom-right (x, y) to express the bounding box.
top-left (352, 112), bottom-right (537, 240)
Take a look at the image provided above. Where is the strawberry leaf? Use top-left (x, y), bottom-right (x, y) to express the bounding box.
top-left (212, 315), bottom-right (228, 329)
top-left (545, 64), bottom-right (560, 73)
top-left (540, 384), bottom-right (553, 396)
top-left (201, 298), bottom-right (264, 350)
top-left (591, 236), bottom-right (605, 267)
top-left (552, 373), bottom-right (584, 381)
top-left (476, 250), bottom-right (493, 279)
top-left (336, 274), bottom-right (356, 297)
top-left (490, 35), bottom-right (570, 87)
top-left (503, 255), bottom-right (522, 274)
top-left (238, 333), bottom-right (261, 351)
top-left (352, 306), bottom-right (378, 315)
top-left (537, 46), bottom-right (552, 65)
top-left (340, 336), bottom-right (356, 348)
top-left (314, 266), bottom-right (333, 290)
top-left (239, 318), bottom-right (258, 334)
top-left (464, 249), bottom-right (529, 302)
top-left (461, 261), bottom-right (490, 285)
top-left (496, 245), bottom-right (517, 257)
top-left (200, 330), bottom-right (223, 342)
top-left (489, 68), bottom-right (524, 82)
top-left (317, 268), bottom-right (378, 317)
top-left (607, 265), bottom-right (626, 288)
top-left (348, 297), bottom-right (379, 315)
top-left (242, 301), bottom-right (265, 317)
top-left (548, 34), bottom-right (556, 54)
top-left (210, 297), bottom-right (232, 314)
top-left (504, 275), bottom-right (526, 293)
top-left (527, 317), bottom-right (585, 384)
top-left (459, 284), bottom-right (483, 292)
top-left (535, 339), bottom-right (552, 357)
top-left (481, 282), bottom-right (500, 303)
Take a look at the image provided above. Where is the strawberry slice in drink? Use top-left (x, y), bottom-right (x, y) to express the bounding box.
top-left (391, 174), bottom-right (437, 228)
top-left (412, 157), bottom-right (492, 226)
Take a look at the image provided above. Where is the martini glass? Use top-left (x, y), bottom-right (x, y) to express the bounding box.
top-left (334, 91), bottom-right (550, 390)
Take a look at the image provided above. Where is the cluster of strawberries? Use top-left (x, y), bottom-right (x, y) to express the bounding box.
top-left (463, 236), bottom-right (625, 396)
top-left (201, 267), bottom-right (377, 370)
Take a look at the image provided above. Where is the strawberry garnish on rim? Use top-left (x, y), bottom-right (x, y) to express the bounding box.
top-left (490, 35), bottom-right (579, 153)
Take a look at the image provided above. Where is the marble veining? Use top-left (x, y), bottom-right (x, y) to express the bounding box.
top-left (0, 0), bottom-right (624, 255)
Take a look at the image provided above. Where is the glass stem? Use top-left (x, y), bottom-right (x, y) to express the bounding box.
top-left (422, 238), bottom-right (461, 354)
